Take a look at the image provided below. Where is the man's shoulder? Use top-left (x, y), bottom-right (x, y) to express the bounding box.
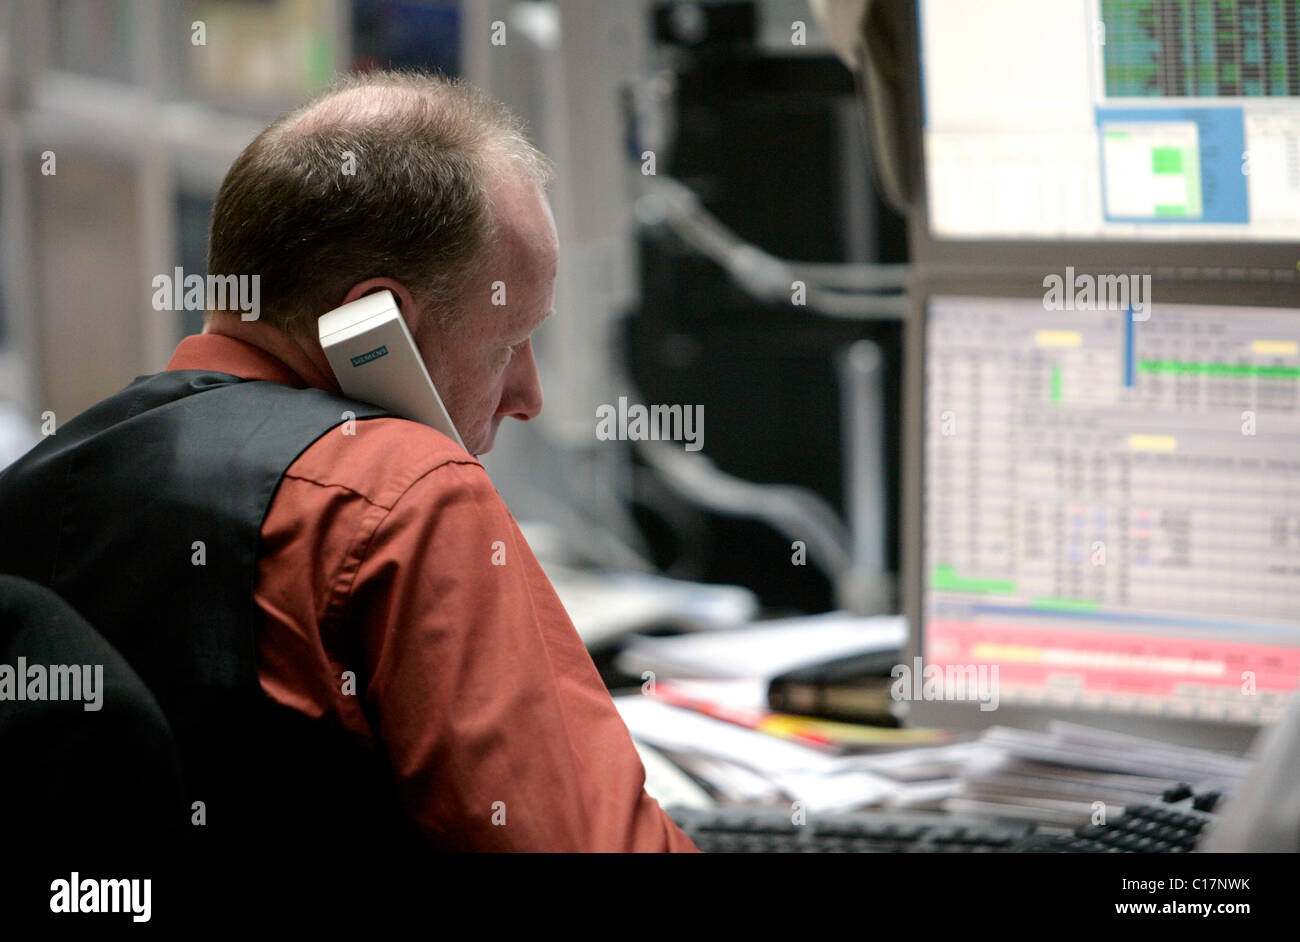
top-left (285, 415), bottom-right (484, 511)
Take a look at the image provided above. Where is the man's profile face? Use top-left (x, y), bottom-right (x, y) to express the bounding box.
top-left (413, 169), bottom-right (558, 456)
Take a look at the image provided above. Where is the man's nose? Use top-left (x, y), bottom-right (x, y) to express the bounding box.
top-left (500, 343), bottom-right (543, 421)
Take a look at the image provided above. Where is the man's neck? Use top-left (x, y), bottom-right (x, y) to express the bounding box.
top-left (203, 316), bottom-right (341, 394)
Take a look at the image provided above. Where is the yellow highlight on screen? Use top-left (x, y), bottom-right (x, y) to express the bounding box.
top-left (1252, 340), bottom-right (1298, 355)
top-left (1035, 330), bottom-right (1083, 348)
top-left (1130, 434), bottom-right (1176, 452)
top-left (972, 643), bottom-right (1042, 663)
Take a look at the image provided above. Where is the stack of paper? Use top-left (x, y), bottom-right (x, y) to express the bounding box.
top-left (615, 613), bottom-right (933, 812)
top-left (942, 723), bottom-right (1255, 826)
top-left (615, 695), bottom-right (901, 813)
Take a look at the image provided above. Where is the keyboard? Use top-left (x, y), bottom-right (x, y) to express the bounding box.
top-left (1013, 785), bottom-right (1221, 853)
top-left (669, 784), bottom-right (1223, 853)
top-left (667, 806), bottom-right (1036, 853)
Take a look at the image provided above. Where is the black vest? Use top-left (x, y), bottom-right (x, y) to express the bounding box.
top-left (0, 370), bottom-right (424, 853)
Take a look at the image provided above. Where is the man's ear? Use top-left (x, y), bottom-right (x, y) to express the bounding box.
top-left (339, 278), bottom-right (421, 322)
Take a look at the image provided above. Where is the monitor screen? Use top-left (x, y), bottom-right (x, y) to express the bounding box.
top-left (923, 294), bottom-right (1300, 725)
top-left (918, 0), bottom-right (1300, 240)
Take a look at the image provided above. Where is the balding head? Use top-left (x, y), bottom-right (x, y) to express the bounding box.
top-left (287, 84), bottom-right (426, 134)
top-left (205, 70), bottom-right (553, 337)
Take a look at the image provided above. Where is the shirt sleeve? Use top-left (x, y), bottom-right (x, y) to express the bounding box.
top-left (344, 459), bottom-right (700, 852)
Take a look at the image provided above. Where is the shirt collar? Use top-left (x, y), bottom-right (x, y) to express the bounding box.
top-left (164, 334), bottom-right (310, 389)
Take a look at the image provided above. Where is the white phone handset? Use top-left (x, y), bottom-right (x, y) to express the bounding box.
top-left (318, 290), bottom-right (466, 450)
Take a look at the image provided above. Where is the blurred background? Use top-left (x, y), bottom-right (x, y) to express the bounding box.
top-left (0, 0), bottom-right (908, 624)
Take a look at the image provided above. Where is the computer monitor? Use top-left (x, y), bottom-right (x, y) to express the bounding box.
top-left (902, 283), bottom-right (1300, 754)
top-left (917, 0), bottom-right (1300, 243)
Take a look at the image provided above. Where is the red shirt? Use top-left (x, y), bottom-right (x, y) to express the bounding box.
top-left (166, 334), bottom-right (698, 852)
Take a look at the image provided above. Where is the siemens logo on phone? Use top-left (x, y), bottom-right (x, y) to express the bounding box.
top-left (350, 345), bottom-right (390, 367)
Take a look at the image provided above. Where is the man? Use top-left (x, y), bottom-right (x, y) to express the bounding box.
top-left (0, 71), bottom-right (698, 853)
